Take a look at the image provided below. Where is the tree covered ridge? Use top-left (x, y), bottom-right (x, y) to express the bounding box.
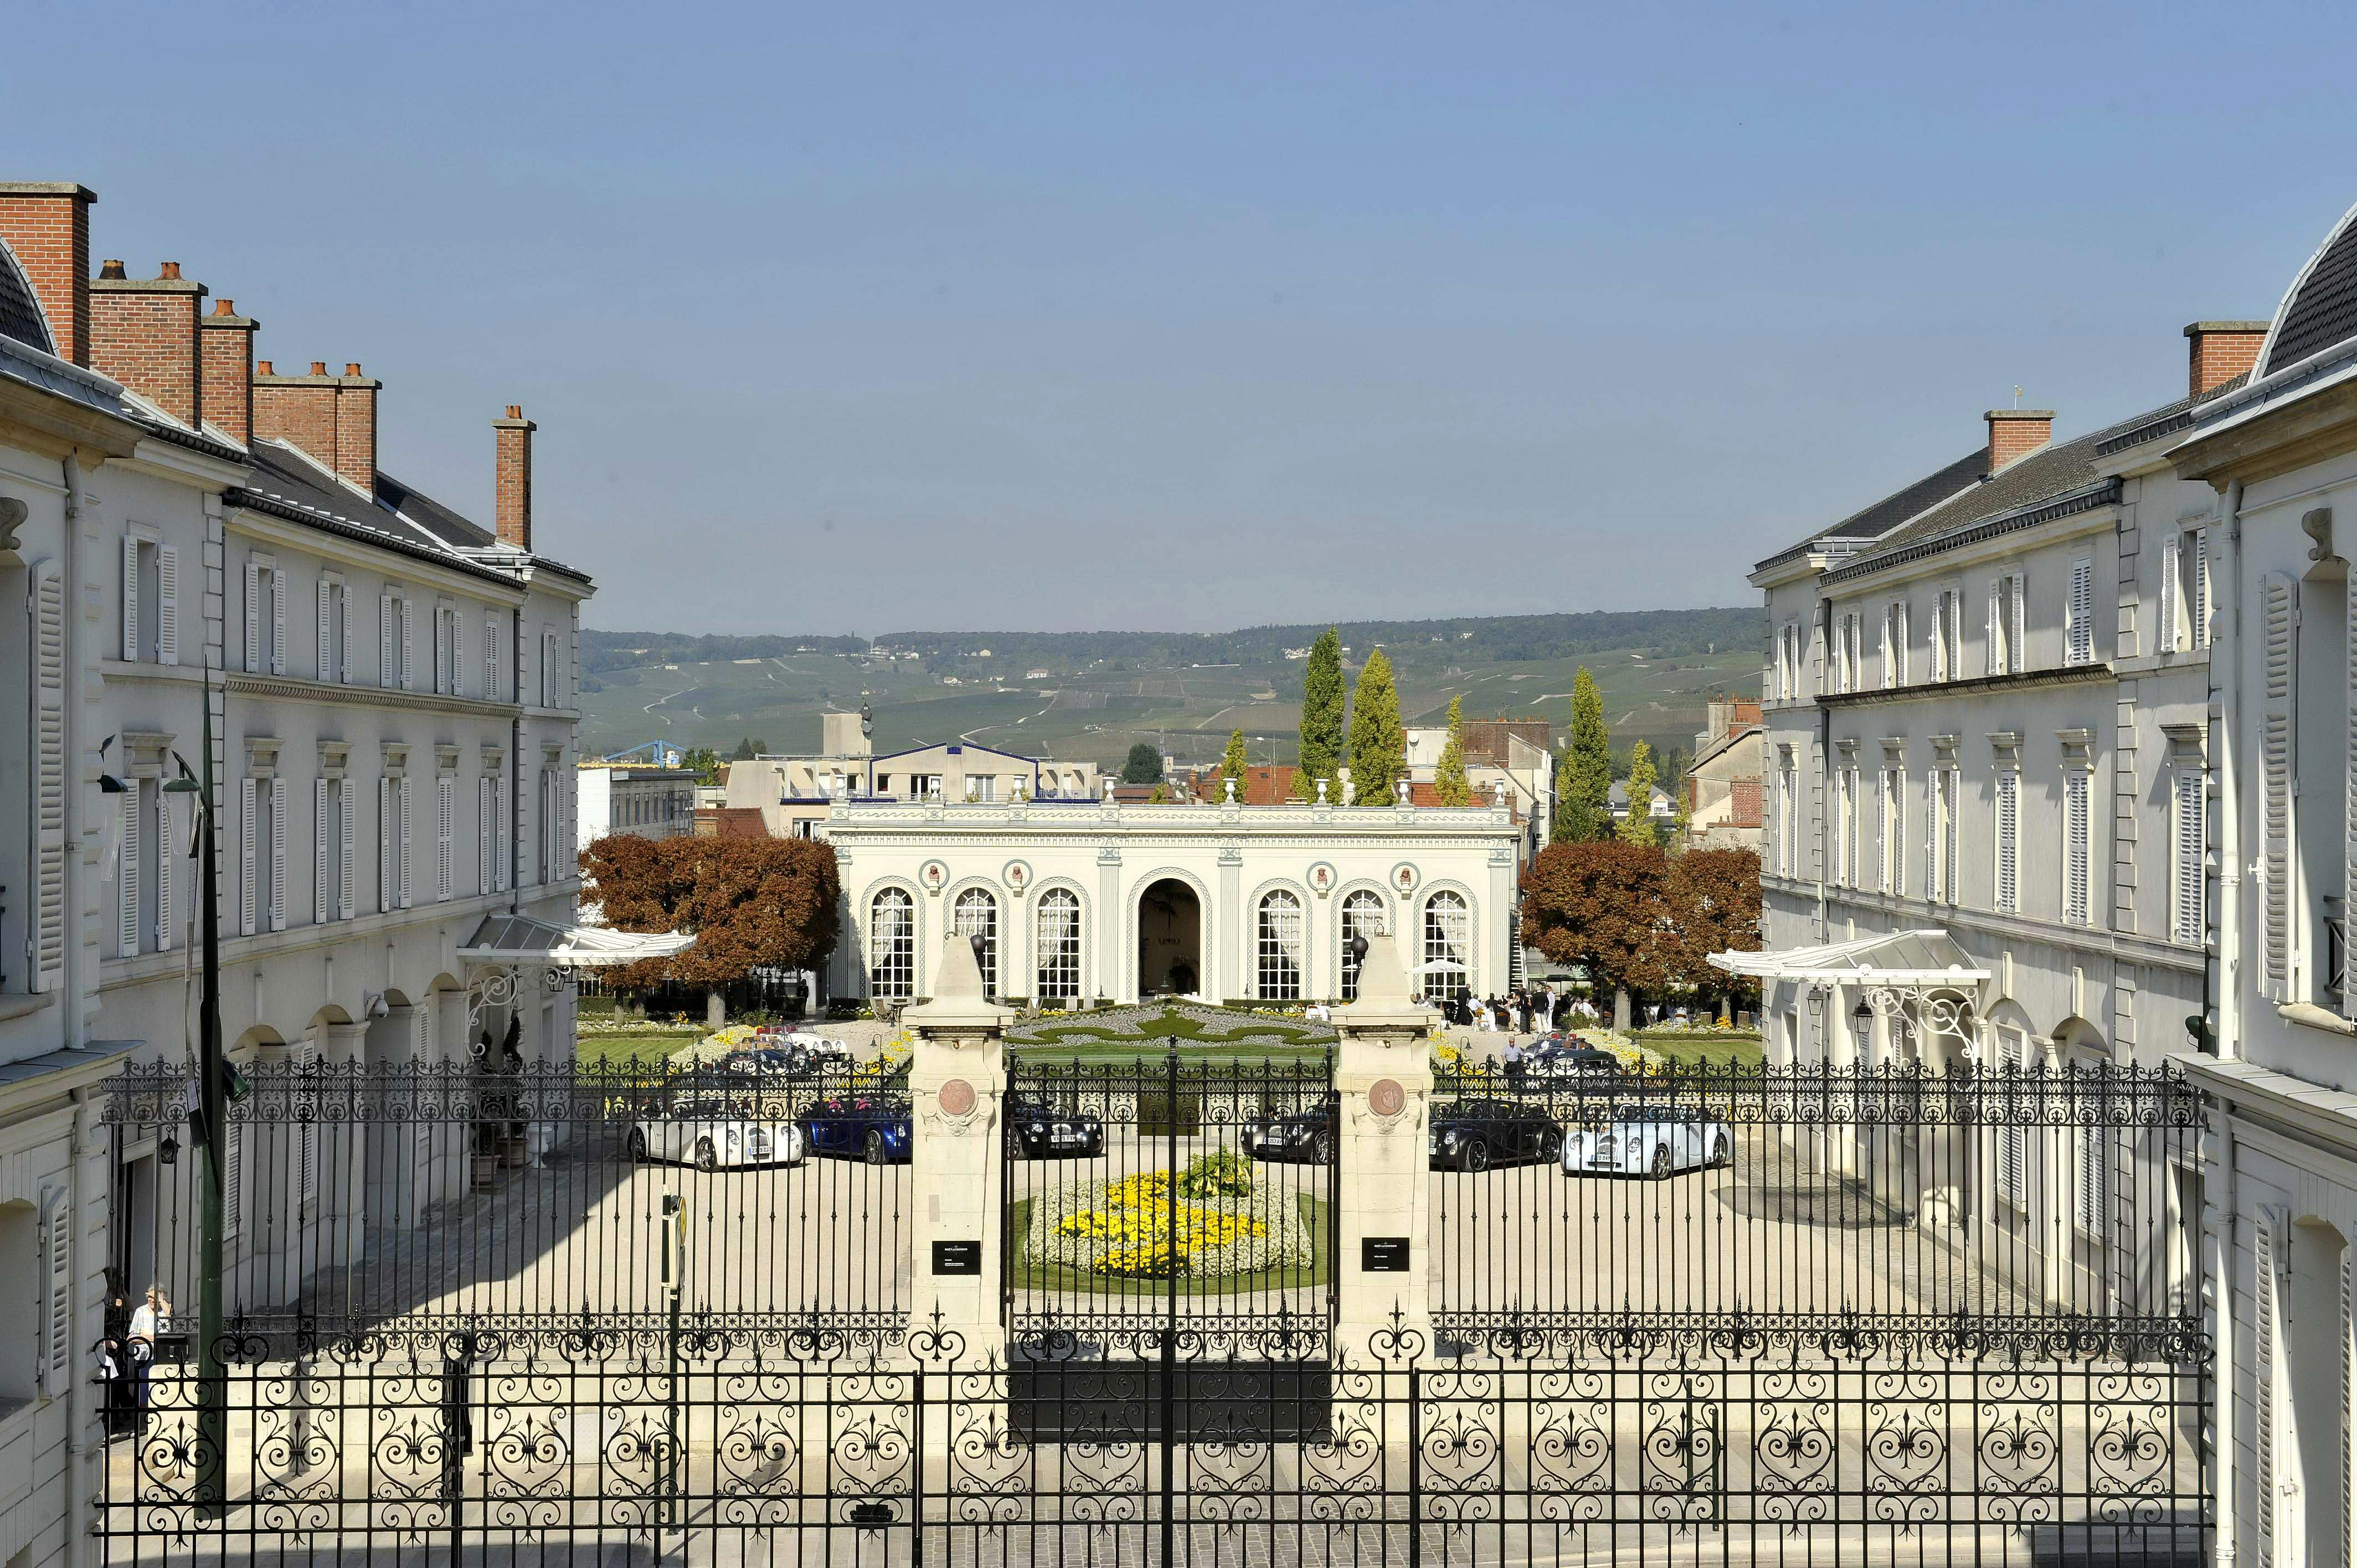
top-left (582, 606), bottom-right (1759, 677)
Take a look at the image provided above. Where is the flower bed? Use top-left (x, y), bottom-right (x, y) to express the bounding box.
top-left (1026, 1158), bottom-right (1313, 1280)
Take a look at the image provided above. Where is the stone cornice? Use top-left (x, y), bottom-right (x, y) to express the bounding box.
top-left (224, 670), bottom-right (522, 720)
top-left (1818, 662), bottom-right (2116, 710)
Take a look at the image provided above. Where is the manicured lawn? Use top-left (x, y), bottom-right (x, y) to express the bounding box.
top-left (575, 1028), bottom-right (702, 1071)
top-left (1016, 1007), bottom-right (1328, 1048)
top-left (1006, 1193), bottom-right (1331, 1298)
top-left (1011, 1039), bottom-right (1330, 1067)
top-left (1640, 1034), bottom-right (1768, 1070)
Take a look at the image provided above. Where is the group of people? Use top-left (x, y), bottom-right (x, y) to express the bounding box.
top-left (1417, 987), bottom-right (1599, 1034)
top-left (96, 1278), bottom-right (170, 1437)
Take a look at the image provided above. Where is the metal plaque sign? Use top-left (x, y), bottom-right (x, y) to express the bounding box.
top-left (932, 1240), bottom-right (984, 1276)
top-left (1360, 1236), bottom-right (1411, 1272)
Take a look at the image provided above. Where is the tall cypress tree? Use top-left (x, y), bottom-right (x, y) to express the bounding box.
top-left (1218, 728), bottom-right (1249, 800)
top-left (1617, 740), bottom-right (1660, 846)
top-left (1297, 627), bottom-right (1344, 793)
top-left (1561, 666), bottom-right (1613, 839)
top-left (1433, 694), bottom-right (1474, 805)
top-left (1347, 649), bottom-right (1407, 805)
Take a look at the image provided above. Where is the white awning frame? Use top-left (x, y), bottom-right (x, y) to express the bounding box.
top-left (458, 912), bottom-right (694, 969)
top-left (1708, 928), bottom-right (1989, 989)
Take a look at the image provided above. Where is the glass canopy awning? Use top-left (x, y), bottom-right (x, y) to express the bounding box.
top-left (1707, 927), bottom-right (1989, 989)
top-left (458, 912), bottom-right (694, 968)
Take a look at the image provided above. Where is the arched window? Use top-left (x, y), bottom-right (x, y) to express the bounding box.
top-left (1036, 888), bottom-right (1081, 1002)
top-left (953, 887), bottom-right (999, 997)
top-left (1340, 890), bottom-right (1386, 1001)
top-left (1257, 890), bottom-right (1303, 1001)
top-left (869, 888), bottom-right (915, 1000)
top-left (1423, 890), bottom-right (1470, 1005)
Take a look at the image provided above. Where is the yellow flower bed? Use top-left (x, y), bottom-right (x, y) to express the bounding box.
top-left (1028, 1164), bottom-right (1309, 1280)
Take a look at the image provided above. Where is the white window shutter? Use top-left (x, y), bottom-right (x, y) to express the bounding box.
top-left (222, 1123), bottom-right (243, 1242)
top-left (399, 778), bottom-right (414, 907)
top-left (2065, 772), bottom-right (2093, 925)
top-left (2159, 538), bottom-right (2180, 653)
top-left (495, 778), bottom-right (510, 891)
top-left (2010, 573), bottom-right (2026, 670)
top-left (32, 564), bottom-right (67, 991)
top-left (38, 1193), bottom-right (69, 1394)
top-left (244, 559), bottom-right (261, 672)
top-left (241, 778), bottom-right (259, 935)
top-left (438, 776), bottom-right (455, 901)
top-left (317, 579), bottom-right (332, 678)
top-left (269, 777), bottom-right (286, 933)
top-left (296, 1049), bottom-right (318, 1205)
top-left (153, 793), bottom-right (172, 951)
top-left (1996, 1036), bottom-right (2023, 1204)
top-left (1922, 773), bottom-right (1937, 902)
top-left (1985, 582), bottom-right (2000, 675)
top-left (1996, 770), bottom-right (2018, 913)
top-left (379, 594), bottom-right (395, 689)
top-left (339, 589), bottom-right (353, 687)
top-left (2176, 771), bottom-right (2205, 947)
top-left (2068, 559), bottom-right (2092, 664)
top-left (400, 598), bottom-right (415, 691)
top-left (119, 789), bottom-right (140, 956)
top-left (313, 780), bottom-right (330, 925)
top-left (452, 612), bottom-right (465, 698)
top-left (2193, 530), bottom-right (2210, 648)
top-left (122, 534), bottom-right (141, 661)
top-left (380, 778), bottom-right (395, 912)
top-left (270, 569), bottom-right (286, 674)
top-left (480, 776), bottom-right (494, 892)
top-left (2256, 1217), bottom-right (2276, 1566)
top-left (338, 785), bottom-right (355, 919)
top-left (2262, 574), bottom-right (2298, 1001)
top-left (156, 544), bottom-right (178, 666)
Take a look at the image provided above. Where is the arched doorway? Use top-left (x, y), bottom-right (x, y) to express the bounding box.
top-left (1137, 878), bottom-right (1201, 998)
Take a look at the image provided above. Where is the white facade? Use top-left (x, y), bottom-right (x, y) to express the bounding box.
top-left (825, 797), bottom-right (1522, 1008)
top-left (579, 764), bottom-right (696, 848)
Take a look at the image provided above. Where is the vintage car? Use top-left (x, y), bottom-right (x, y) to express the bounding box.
top-left (1429, 1097), bottom-right (1564, 1171)
top-left (627, 1095), bottom-right (808, 1171)
top-left (1525, 1043), bottom-right (1623, 1080)
top-left (1240, 1102), bottom-right (1336, 1163)
top-left (1561, 1103), bottom-right (1735, 1178)
top-left (1003, 1094), bottom-right (1107, 1159)
top-left (798, 1095), bottom-right (914, 1164)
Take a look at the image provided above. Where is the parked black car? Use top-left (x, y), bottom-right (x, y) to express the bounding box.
top-left (1429, 1097), bottom-right (1563, 1171)
top-left (1241, 1101), bottom-right (1335, 1163)
top-left (1527, 1044), bottom-right (1622, 1080)
top-left (1004, 1094), bottom-right (1105, 1159)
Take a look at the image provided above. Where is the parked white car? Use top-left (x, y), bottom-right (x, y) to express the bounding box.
top-left (629, 1096), bottom-right (810, 1170)
top-left (1561, 1104), bottom-right (1733, 1178)
top-left (756, 1029), bottom-right (852, 1064)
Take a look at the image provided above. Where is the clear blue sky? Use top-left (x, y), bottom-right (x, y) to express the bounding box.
top-left (8, 2), bottom-right (2350, 635)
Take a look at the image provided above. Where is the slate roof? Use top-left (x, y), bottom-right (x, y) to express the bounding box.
top-left (377, 470), bottom-right (497, 549)
top-left (0, 238), bottom-right (52, 353)
top-left (1752, 448), bottom-right (1987, 573)
top-left (233, 441), bottom-right (519, 587)
top-left (1855, 424), bottom-right (2111, 557)
top-left (2268, 203), bottom-right (2357, 376)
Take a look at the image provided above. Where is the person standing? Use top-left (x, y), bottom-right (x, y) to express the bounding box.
top-left (128, 1283), bottom-right (169, 1432)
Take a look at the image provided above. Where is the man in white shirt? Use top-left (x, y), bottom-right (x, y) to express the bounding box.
top-left (128, 1285), bottom-right (168, 1430)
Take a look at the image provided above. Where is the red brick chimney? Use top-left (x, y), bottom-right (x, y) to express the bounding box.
top-left (89, 260), bottom-right (208, 426)
top-left (199, 298), bottom-right (259, 446)
top-left (2185, 321), bottom-right (2268, 398)
top-left (494, 404), bottom-right (535, 550)
top-left (0, 183), bottom-right (96, 365)
top-left (253, 358), bottom-right (380, 492)
top-left (1984, 408), bottom-right (2054, 472)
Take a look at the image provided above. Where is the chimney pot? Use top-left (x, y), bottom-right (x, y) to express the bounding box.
top-left (1984, 408), bottom-right (2055, 473)
top-left (213, 298), bottom-right (235, 316)
top-left (97, 259), bottom-right (126, 280)
top-left (256, 360), bottom-right (274, 375)
top-left (506, 404), bottom-right (522, 419)
top-left (2184, 320), bottom-right (2270, 399)
top-left (157, 261), bottom-right (181, 280)
top-left (344, 362), bottom-right (362, 377)
top-left (309, 361), bottom-right (327, 376)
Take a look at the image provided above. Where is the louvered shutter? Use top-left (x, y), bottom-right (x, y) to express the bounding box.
top-left (495, 778), bottom-right (510, 891)
top-left (438, 776), bottom-right (455, 901)
top-left (1985, 582), bottom-right (2001, 675)
top-left (270, 569), bottom-right (286, 674)
top-left (33, 563), bottom-right (66, 991)
top-left (2176, 771), bottom-right (2205, 946)
top-left (38, 1194), bottom-right (69, 1394)
top-left (222, 1121), bottom-right (243, 1241)
top-left (317, 579), bottom-right (332, 678)
top-left (1996, 770), bottom-right (2019, 913)
top-left (400, 599), bottom-right (415, 691)
top-left (2159, 538), bottom-right (2180, 653)
top-left (2256, 1219), bottom-right (2277, 1565)
top-left (2346, 1255), bottom-right (2356, 1568)
top-left (2068, 559), bottom-right (2092, 664)
top-left (2262, 574), bottom-right (2298, 1001)
top-left (485, 616), bottom-right (498, 699)
top-left (1929, 595), bottom-right (1945, 681)
top-left (338, 785), bottom-right (356, 919)
top-left (156, 544), bottom-right (178, 666)
top-left (241, 779), bottom-right (259, 934)
top-left (2075, 1096), bottom-right (2107, 1233)
top-left (1922, 774), bottom-right (1938, 901)
top-left (399, 778), bottom-right (413, 907)
top-left (313, 780), bottom-right (330, 924)
top-left (1996, 1035), bottom-right (2023, 1204)
top-left (122, 534), bottom-right (141, 661)
top-left (452, 612), bottom-right (465, 698)
top-left (2193, 531), bottom-right (2209, 648)
top-left (480, 777), bottom-right (493, 891)
top-left (339, 589), bottom-right (353, 687)
top-left (269, 778), bottom-right (286, 932)
top-left (153, 793), bottom-right (172, 951)
top-left (1896, 600), bottom-right (1910, 684)
top-left (2065, 772), bottom-right (2092, 925)
top-left (295, 1047), bottom-right (318, 1205)
top-left (379, 594), bottom-right (394, 688)
top-left (119, 790), bottom-right (140, 956)
top-left (244, 559), bottom-right (261, 671)
top-left (2011, 574), bottom-right (2027, 670)
top-left (380, 778), bottom-right (394, 912)
top-left (1847, 772), bottom-right (1861, 888)
top-left (1943, 770), bottom-right (1960, 905)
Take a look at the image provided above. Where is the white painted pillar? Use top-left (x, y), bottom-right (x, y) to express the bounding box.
top-left (1218, 848), bottom-right (1242, 1003)
top-left (903, 933), bottom-right (1014, 1365)
top-left (1331, 934), bottom-right (1435, 1367)
top-left (315, 1019), bottom-right (370, 1296)
top-left (1097, 849), bottom-right (1123, 1003)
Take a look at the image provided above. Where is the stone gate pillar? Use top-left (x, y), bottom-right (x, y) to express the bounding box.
top-left (904, 932), bottom-right (1013, 1365)
top-left (1331, 934), bottom-right (1434, 1367)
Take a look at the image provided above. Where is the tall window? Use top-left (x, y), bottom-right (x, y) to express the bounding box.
top-left (434, 604), bottom-right (464, 696)
top-left (1987, 571), bottom-right (2026, 675)
top-left (2076, 1075), bottom-right (2111, 1237)
top-left (1778, 753), bottom-right (1798, 876)
top-left (381, 588), bottom-right (413, 690)
top-left (1257, 890), bottom-right (1304, 1000)
top-left (1995, 1031), bottom-right (2028, 1209)
top-left (2062, 770), bottom-right (2093, 926)
top-left (2173, 770), bottom-right (2206, 946)
top-left (121, 533), bottom-right (179, 666)
top-left (1994, 767), bottom-right (2020, 913)
top-left (1340, 889), bottom-right (1386, 1000)
top-left (1836, 768), bottom-right (1860, 890)
top-left (244, 556), bottom-right (283, 674)
top-left (1423, 891), bottom-right (1470, 1006)
top-left (1035, 889), bottom-right (1081, 1001)
top-left (953, 887), bottom-right (999, 997)
top-left (1939, 766), bottom-right (1959, 906)
top-left (2066, 557), bottom-right (2095, 665)
top-left (1880, 766), bottom-right (1903, 895)
top-left (870, 888), bottom-right (915, 1000)
top-left (316, 578), bottom-right (348, 683)
top-left (2164, 527), bottom-right (2209, 653)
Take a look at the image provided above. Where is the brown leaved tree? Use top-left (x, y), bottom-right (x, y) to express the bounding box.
top-left (581, 835), bottom-right (842, 992)
top-left (1669, 847), bottom-right (1763, 1014)
top-left (1519, 840), bottom-right (1678, 1029)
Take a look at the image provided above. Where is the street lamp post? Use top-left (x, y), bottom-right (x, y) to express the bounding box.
top-left (166, 675), bottom-right (226, 1517)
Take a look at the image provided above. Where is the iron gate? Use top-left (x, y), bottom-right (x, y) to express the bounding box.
top-left (97, 1051), bottom-right (2209, 1564)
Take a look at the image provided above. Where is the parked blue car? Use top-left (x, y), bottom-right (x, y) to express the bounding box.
top-left (798, 1095), bottom-right (913, 1164)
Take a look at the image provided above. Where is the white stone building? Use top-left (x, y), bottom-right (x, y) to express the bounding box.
top-left (578, 763), bottom-right (697, 848)
top-left (2167, 199), bottom-right (2357, 1568)
top-left (824, 796), bottom-right (1522, 1008)
top-left (723, 715), bottom-right (1103, 840)
top-left (0, 178), bottom-right (599, 1567)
